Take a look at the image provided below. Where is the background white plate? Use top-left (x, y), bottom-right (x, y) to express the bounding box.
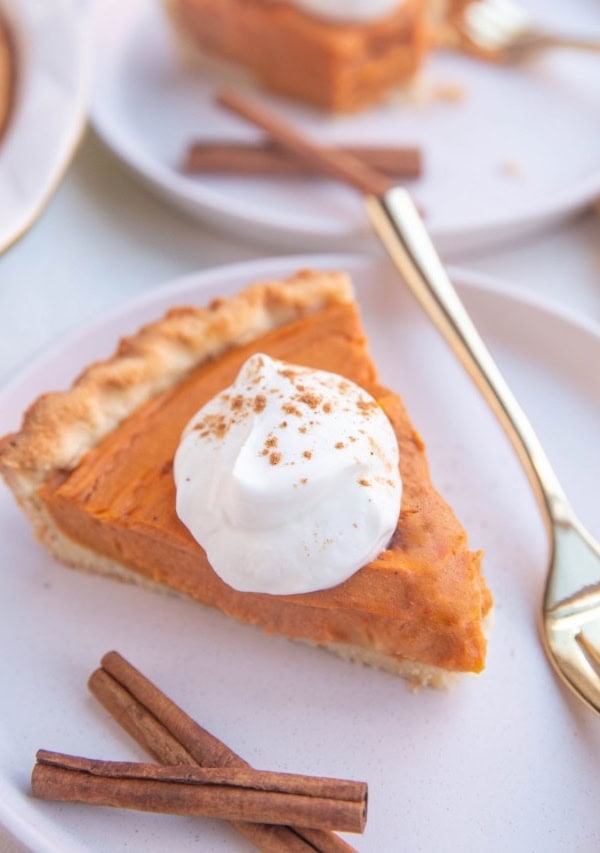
top-left (1, 255), bottom-right (600, 852)
top-left (0, 0), bottom-right (91, 255)
top-left (91, 0), bottom-right (600, 256)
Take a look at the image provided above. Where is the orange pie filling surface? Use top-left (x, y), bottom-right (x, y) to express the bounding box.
top-left (40, 301), bottom-right (492, 673)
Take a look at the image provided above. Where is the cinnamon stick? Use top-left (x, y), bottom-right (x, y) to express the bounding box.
top-left (216, 89), bottom-right (393, 197)
top-left (89, 653), bottom-right (358, 853)
top-left (32, 751), bottom-right (367, 833)
top-left (183, 141), bottom-right (422, 179)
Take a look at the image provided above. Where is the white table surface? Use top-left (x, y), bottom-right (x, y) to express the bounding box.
top-left (0, 130), bottom-right (599, 852)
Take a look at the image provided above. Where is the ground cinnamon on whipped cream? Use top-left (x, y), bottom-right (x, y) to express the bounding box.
top-left (174, 354), bottom-right (402, 595)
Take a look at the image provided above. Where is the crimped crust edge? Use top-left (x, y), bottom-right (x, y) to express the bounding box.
top-left (0, 270), bottom-right (353, 503)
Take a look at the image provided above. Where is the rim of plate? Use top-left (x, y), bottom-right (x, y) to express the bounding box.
top-left (1, 253), bottom-right (600, 852)
top-left (90, 0), bottom-right (600, 247)
top-left (0, 0), bottom-right (92, 256)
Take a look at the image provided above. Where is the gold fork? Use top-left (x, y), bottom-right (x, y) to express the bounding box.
top-left (216, 88), bottom-right (600, 716)
top-left (457, 0), bottom-right (600, 61)
top-left (368, 190), bottom-right (600, 715)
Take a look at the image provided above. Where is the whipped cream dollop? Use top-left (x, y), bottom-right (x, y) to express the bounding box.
top-left (174, 354), bottom-right (402, 595)
top-left (274, 0), bottom-right (404, 24)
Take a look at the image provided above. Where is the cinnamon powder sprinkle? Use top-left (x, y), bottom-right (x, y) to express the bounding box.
top-left (230, 394), bottom-right (244, 411)
top-left (323, 403), bottom-right (332, 414)
top-left (299, 426), bottom-right (307, 434)
top-left (282, 403), bottom-right (302, 417)
top-left (358, 478), bottom-right (371, 487)
top-left (253, 394), bottom-right (267, 413)
top-left (265, 436), bottom-right (278, 449)
top-left (194, 413), bottom-right (228, 439)
top-left (301, 478), bottom-right (308, 485)
top-left (357, 399), bottom-right (376, 415)
top-left (303, 450), bottom-right (312, 459)
top-left (279, 421), bottom-right (288, 429)
top-left (269, 452), bottom-right (282, 466)
top-left (296, 391), bottom-right (320, 409)
top-left (335, 442), bottom-right (345, 450)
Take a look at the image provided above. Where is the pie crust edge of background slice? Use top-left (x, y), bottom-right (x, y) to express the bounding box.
top-left (0, 269), bottom-right (491, 688)
top-left (0, 10), bottom-right (15, 143)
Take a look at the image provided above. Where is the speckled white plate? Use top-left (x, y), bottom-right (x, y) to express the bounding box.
top-left (1, 255), bottom-right (599, 852)
top-left (0, 0), bottom-right (91, 255)
top-left (91, 0), bottom-right (600, 255)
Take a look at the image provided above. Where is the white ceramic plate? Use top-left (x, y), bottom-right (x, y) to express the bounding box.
top-left (0, 0), bottom-right (91, 255)
top-left (1, 255), bottom-right (600, 852)
top-left (91, 0), bottom-right (600, 255)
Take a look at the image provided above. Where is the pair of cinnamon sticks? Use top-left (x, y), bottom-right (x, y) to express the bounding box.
top-left (31, 652), bottom-right (366, 852)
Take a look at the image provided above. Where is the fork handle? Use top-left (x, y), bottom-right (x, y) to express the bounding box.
top-left (527, 33), bottom-right (600, 54)
top-left (366, 189), bottom-right (571, 529)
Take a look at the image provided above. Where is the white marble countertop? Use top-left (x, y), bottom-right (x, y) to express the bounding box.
top-left (0, 130), bottom-right (599, 852)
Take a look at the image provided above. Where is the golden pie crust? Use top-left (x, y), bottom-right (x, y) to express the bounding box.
top-left (0, 12), bottom-right (15, 142)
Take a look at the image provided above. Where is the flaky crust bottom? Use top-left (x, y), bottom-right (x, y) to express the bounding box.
top-left (33, 500), bottom-right (456, 689)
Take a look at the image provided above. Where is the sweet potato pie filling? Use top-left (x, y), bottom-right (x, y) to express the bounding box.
top-left (40, 301), bottom-right (492, 673)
